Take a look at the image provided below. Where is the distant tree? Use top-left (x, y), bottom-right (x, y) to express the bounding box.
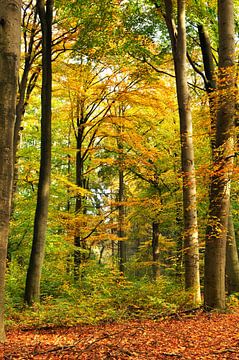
top-left (0, 0), bottom-right (21, 341)
top-left (65, 63), bottom-right (125, 279)
top-left (115, 106), bottom-right (127, 273)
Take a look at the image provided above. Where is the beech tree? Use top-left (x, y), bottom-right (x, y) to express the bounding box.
top-left (204, 0), bottom-right (236, 309)
top-left (62, 63), bottom-right (130, 279)
top-left (115, 106), bottom-right (127, 273)
top-left (153, 0), bottom-right (201, 304)
top-left (196, 21), bottom-right (239, 295)
top-left (226, 209), bottom-right (239, 293)
top-left (24, 0), bottom-right (53, 305)
top-left (0, 0), bottom-right (21, 341)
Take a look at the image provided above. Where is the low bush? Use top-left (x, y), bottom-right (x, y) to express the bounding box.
top-left (5, 261), bottom-right (193, 329)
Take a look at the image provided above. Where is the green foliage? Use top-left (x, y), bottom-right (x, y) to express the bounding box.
top-left (5, 260), bottom-right (26, 310)
top-left (227, 293), bottom-right (239, 310)
top-left (5, 261), bottom-right (192, 329)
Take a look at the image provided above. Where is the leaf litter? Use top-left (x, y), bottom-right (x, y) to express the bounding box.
top-left (2, 309), bottom-right (239, 359)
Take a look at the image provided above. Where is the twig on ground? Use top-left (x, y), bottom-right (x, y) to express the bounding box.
top-left (213, 347), bottom-right (238, 354)
top-left (31, 326), bottom-right (137, 356)
top-left (161, 353), bottom-right (182, 357)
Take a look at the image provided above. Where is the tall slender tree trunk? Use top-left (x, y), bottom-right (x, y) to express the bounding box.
top-left (118, 162), bottom-right (126, 273)
top-left (152, 221), bottom-right (160, 280)
top-left (117, 109), bottom-right (127, 273)
top-left (110, 190), bottom-right (116, 267)
top-left (74, 98), bottom-right (88, 280)
top-left (226, 208), bottom-right (239, 294)
top-left (161, 0), bottom-right (201, 304)
top-left (175, 204), bottom-right (183, 280)
top-left (0, 0), bottom-right (21, 341)
top-left (204, 0), bottom-right (235, 309)
top-left (173, 152), bottom-right (184, 280)
top-left (74, 126), bottom-right (84, 279)
top-left (24, 0), bottom-right (53, 305)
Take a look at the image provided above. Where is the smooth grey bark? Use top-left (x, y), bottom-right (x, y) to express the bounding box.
top-left (175, 205), bottom-right (183, 280)
top-left (24, 0), bottom-right (53, 305)
top-left (197, 24), bottom-right (239, 296)
top-left (0, 0), bottom-right (21, 341)
top-left (226, 209), bottom-right (239, 294)
top-left (204, 0), bottom-right (235, 309)
top-left (160, 0), bottom-right (201, 304)
top-left (197, 24), bottom-right (217, 152)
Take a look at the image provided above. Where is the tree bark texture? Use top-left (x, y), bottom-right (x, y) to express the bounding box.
top-left (204, 0), bottom-right (235, 309)
top-left (0, 0), bottom-right (21, 341)
top-left (226, 209), bottom-right (239, 294)
top-left (198, 24), bottom-right (217, 153)
top-left (198, 22), bottom-right (239, 297)
top-left (163, 0), bottom-right (201, 305)
top-left (24, 0), bottom-right (53, 305)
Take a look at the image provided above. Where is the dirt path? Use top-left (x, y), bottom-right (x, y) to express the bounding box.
top-left (2, 310), bottom-right (239, 359)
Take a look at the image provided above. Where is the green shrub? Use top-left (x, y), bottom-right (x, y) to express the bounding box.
top-left (5, 260), bottom-right (193, 329)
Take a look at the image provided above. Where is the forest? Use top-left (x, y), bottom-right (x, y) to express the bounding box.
top-left (0, 0), bottom-right (239, 357)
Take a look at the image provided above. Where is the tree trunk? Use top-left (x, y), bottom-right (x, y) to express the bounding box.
top-left (198, 22), bottom-right (239, 298)
top-left (116, 112), bottom-right (127, 273)
top-left (74, 98), bottom-right (88, 280)
top-left (204, 0), bottom-right (235, 309)
top-left (162, 0), bottom-right (201, 305)
top-left (175, 205), bottom-right (183, 280)
top-left (12, 4), bottom-right (40, 213)
top-left (226, 209), bottom-right (239, 294)
top-left (197, 24), bottom-right (217, 152)
top-left (118, 166), bottom-right (126, 273)
top-left (24, 0), bottom-right (53, 305)
top-left (0, 0), bottom-right (21, 341)
top-left (152, 222), bottom-right (160, 280)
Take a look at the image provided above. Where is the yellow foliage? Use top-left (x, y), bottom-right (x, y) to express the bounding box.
top-left (53, 175), bottom-right (91, 197)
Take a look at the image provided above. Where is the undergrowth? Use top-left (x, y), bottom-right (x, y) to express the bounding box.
top-left (5, 261), bottom-right (193, 329)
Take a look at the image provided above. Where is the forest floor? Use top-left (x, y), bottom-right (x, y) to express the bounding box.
top-left (2, 309), bottom-right (239, 359)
